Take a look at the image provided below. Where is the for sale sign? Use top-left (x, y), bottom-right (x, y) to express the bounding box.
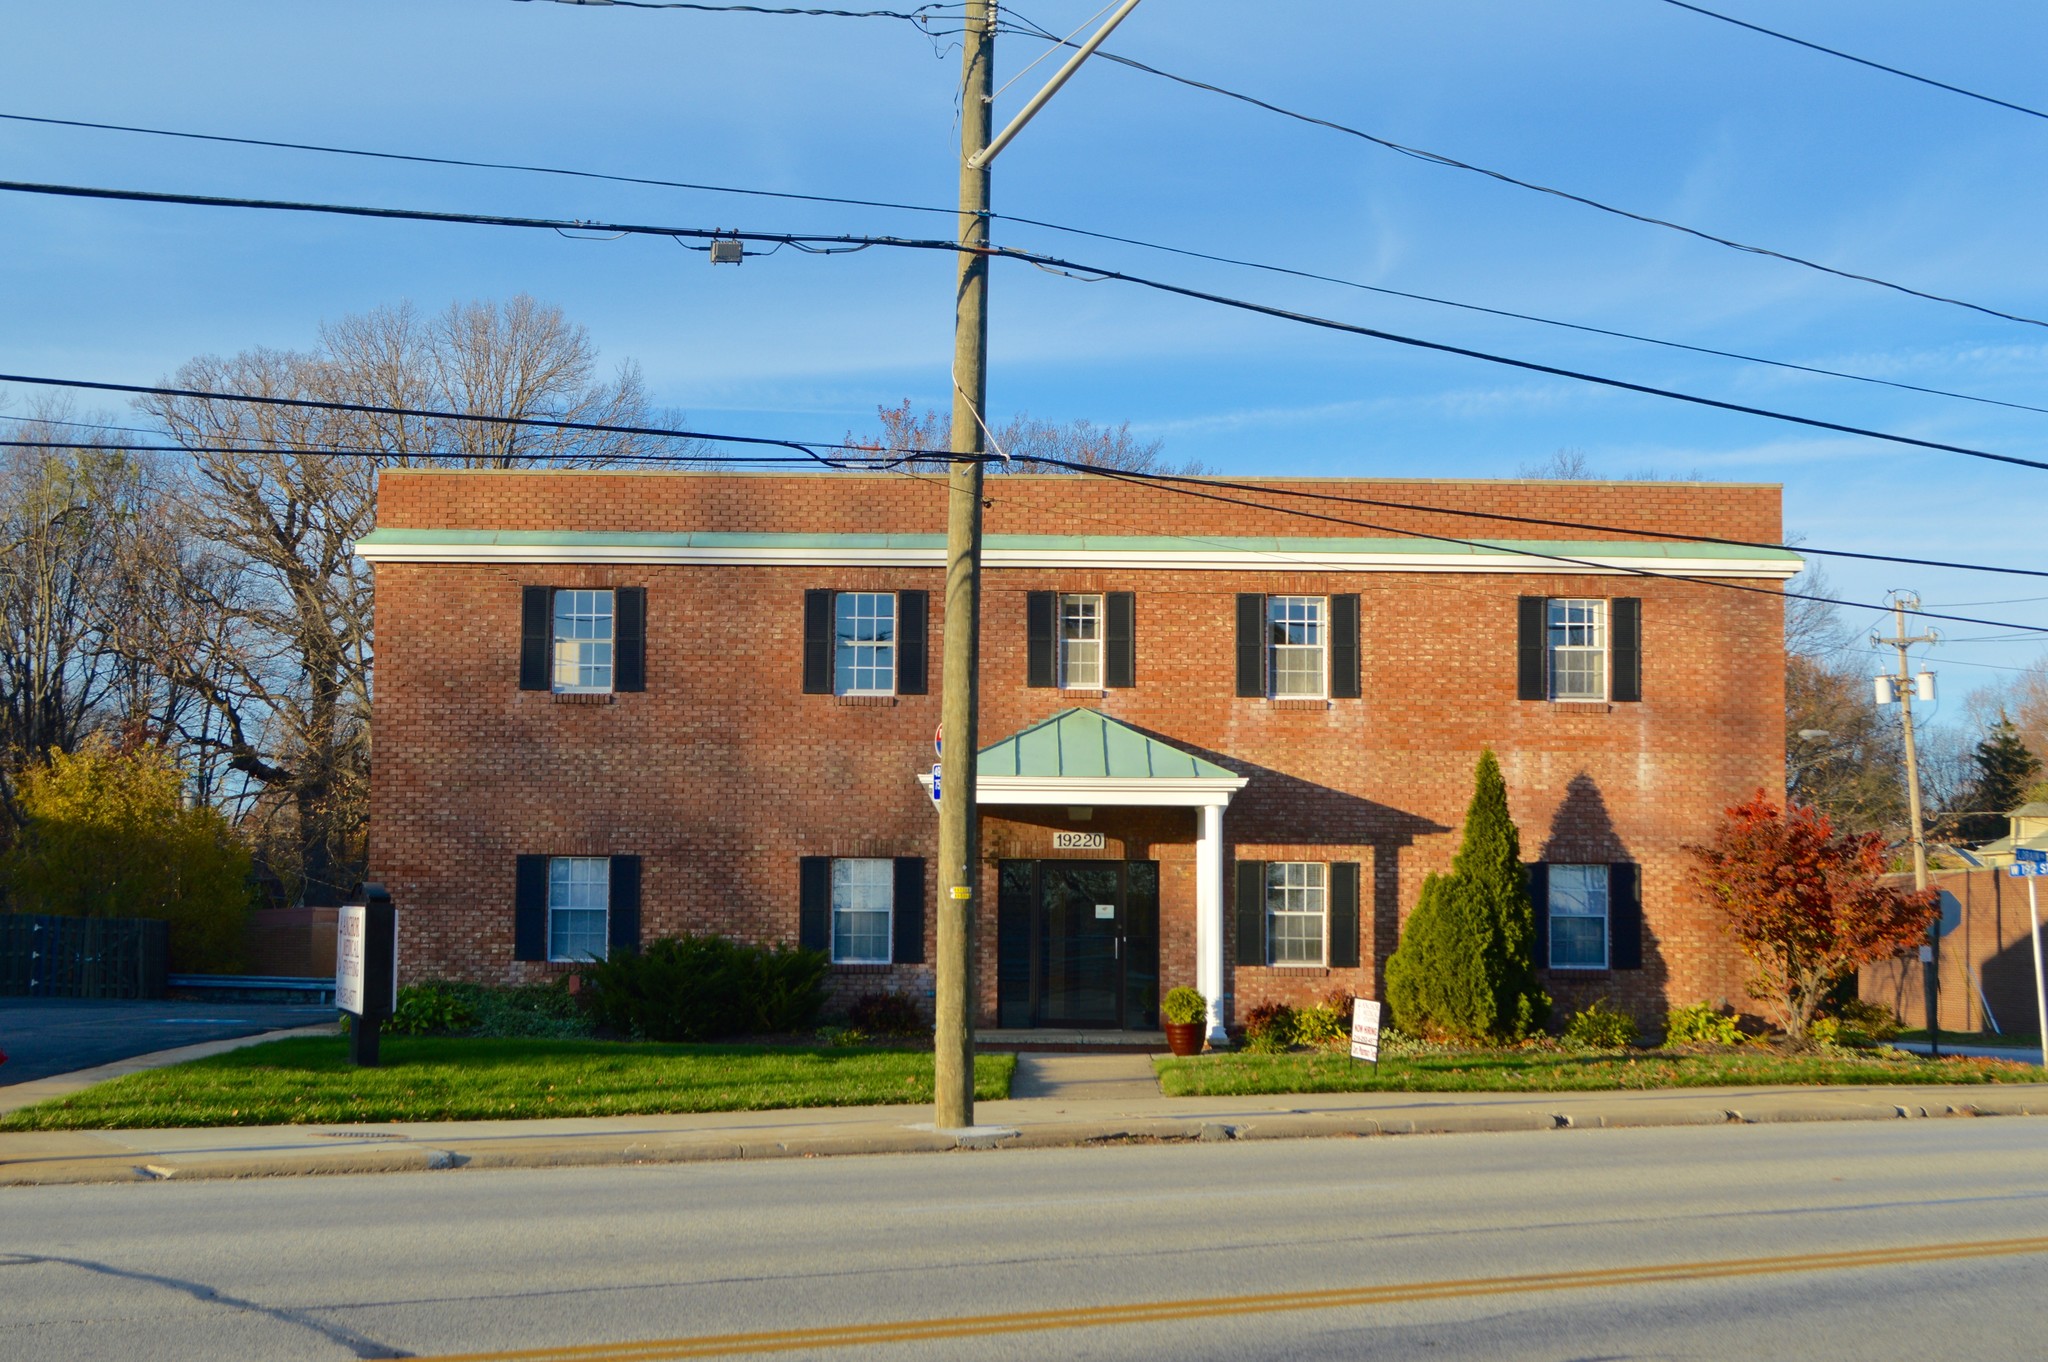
top-left (1350, 997), bottom-right (1383, 1064)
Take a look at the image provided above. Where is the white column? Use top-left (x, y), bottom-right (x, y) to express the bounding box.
top-left (1195, 801), bottom-right (1227, 1042)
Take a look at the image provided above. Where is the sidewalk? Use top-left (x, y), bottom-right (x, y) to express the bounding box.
top-left (3, 1041), bottom-right (2043, 1186)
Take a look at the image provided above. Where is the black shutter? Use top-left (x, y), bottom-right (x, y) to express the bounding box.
top-left (1609, 863), bottom-right (1642, 969)
top-left (1527, 862), bottom-right (1550, 972)
top-left (608, 855), bottom-right (642, 953)
top-left (892, 856), bottom-right (926, 964)
top-left (514, 855), bottom-right (548, 961)
top-left (520, 586), bottom-right (551, 691)
top-left (1026, 591), bottom-right (1056, 688)
top-left (799, 857), bottom-right (831, 953)
top-left (1330, 594), bottom-right (1361, 699)
top-left (1235, 594), bottom-right (1266, 698)
top-left (802, 590), bottom-right (834, 694)
top-left (1328, 861), bottom-right (1361, 968)
top-left (1517, 596), bottom-right (1547, 701)
top-left (1106, 591), bottom-right (1136, 688)
top-left (1235, 859), bottom-right (1266, 967)
top-left (897, 590), bottom-right (929, 694)
top-left (614, 587), bottom-right (646, 693)
top-left (1611, 597), bottom-right (1642, 703)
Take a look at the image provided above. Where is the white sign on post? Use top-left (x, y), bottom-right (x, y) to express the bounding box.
top-left (1350, 997), bottom-right (1383, 1064)
top-left (336, 903), bottom-right (366, 1016)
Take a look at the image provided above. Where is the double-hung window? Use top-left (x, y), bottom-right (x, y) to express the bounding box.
top-left (830, 858), bottom-right (894, 965)
top-left (834, 592), bottom-right (896, 696)
top-left (1059, 593), bottom-right (1103, 689)
top-left (1547, 598), bottom-right (1606, 701)
top-left (551, 589), bottom-right (615, 693)
top-left (1268, 596), bottom-right (1326, 698)
top-left (1266, 862), bottom-right (1328, 966)
top-left (547, 856), bottom-right (610, 962)
top-left (1547, 864), bottom-right (1609, 970)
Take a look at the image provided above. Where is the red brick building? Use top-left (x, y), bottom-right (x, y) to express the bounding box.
top-left (359, 470), bottom-right (1796, 1040)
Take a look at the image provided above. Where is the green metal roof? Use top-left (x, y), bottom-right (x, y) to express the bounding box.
top-left (978, 709), bottom-right (1238, 781)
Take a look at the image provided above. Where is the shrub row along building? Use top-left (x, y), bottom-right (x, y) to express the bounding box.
top-left (359, 470), bottom-right (1796, 1041)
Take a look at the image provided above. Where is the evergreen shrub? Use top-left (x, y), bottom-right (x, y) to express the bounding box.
top-left (579, 935), bottom-right (828, 1041)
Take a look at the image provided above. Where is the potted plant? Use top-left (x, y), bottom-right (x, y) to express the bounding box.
top-left (1160, 986), bottom-right (1208, 1057)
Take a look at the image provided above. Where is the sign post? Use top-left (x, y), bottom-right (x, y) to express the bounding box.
top-left (1349, 997), bottom-right (1383, 1069)
top-left (337, 883), bottom-right (398, 1067)
top-left (2010, 850), bottom-right (2048, 1067)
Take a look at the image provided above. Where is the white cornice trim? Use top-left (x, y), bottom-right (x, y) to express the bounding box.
top-left (915, 772), bottom-right (1250, 808)
top-left (357, 542), bottom-right (1801, 578)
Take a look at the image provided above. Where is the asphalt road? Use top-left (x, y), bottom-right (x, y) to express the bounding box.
top-left (2, 1119), bottom-right (2044, 1360)
top-left (0, 998), bottom-right (336, 1083)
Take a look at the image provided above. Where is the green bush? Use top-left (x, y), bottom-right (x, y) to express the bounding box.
top-left (1290, 993), bottom-right (1351, 1047)
top-left (1562, 999), bottom-right (1639, 1048)
top-left (1829, 996), bottom-right (1901, 1043)
top-left (1242, 1001), bottom-right (1296, 1053)
top-left (385, 979), bottom-right (591, 1039)
top-left (388, 982), bottom-right (480, 1037)
top-left (1384, 750), bottom-right (1549, 1041)
top-left (1663, 1002), bottom-right (1742, 1047)
top-left (579, 935), bottom-right (828, 1042)
top-left (1160, 986), bottom-right (1207, 1026)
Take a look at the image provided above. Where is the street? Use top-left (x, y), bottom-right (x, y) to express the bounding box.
top-left (2, 1119), bottom-right (2043, 1360)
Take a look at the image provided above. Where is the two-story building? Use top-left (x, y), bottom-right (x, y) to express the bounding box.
top-left (358, 469), bottom-right (1796, 1040)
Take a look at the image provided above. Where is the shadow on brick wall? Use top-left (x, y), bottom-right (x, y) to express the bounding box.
top-left (1536, 772), bottom-right (1670, 1026)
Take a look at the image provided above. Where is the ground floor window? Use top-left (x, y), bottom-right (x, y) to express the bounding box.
top-left (548, 856), bottom-right (610, 961)
top-left (1548, 864), bottom-right (1609, 969)
top-left (831, 858), bottom-right (894, 964)
top-left (1266, 861), bottom-right (1327, 965)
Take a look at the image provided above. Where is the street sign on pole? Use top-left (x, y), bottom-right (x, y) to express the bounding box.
top-left (2015, 847), bottom-right (2047, 866)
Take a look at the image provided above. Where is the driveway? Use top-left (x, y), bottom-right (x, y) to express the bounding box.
top-left (0, 998), bottom-right (337, 1084)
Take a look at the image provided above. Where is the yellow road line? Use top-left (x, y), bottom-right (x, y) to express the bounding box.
top-left (414, 1233), bottom-right (2048, 1362)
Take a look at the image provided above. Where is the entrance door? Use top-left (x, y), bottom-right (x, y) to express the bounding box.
top-left (997, 860), bottom-right (1159, 1029)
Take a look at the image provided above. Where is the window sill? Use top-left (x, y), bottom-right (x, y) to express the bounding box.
top-left (834, 694), bottom-right (898, 708)
top-left (1242, 964), bottom-right (1333, 975)
top-left (1545, 701), bottom-right (1613, 714)
top-left (1059, 688), bottom-right (1106, 700)
top-left (1267, 698), bottom-right (1331, 711)
top-left (552, 691), bottom-right (616, 706)
top-left (831, 962), bottom-right (895, 974)
top-left (1545, 966), bottom-right (1614, 977)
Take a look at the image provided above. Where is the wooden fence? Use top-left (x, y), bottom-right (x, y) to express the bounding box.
top-left (1861, 867), bottom-right (2046, 1034)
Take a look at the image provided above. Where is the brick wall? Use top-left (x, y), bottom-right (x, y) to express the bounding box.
top-left (370, 471), bottom-right (1784, 1031)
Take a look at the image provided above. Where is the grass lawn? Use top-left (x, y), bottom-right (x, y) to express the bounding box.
top-left (1155, 1047), bottom-right (2047, 1098)
top-left (0, 1036), bottom-right (1016, 1130)
top-left (1894, 1028), bottom-right (2043, 1050)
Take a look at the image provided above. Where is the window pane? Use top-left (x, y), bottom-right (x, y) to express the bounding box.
top-left (1265, 861), bottom-right (1326, 965)
top-left (1269, 596), bottom-right (1326, 697)
top-left (831, 857), bottom-right (894, 963)
top-left (1060, 594), bottom-right (1102, 688)
top-left (1546, 598), bottom-right (1606, 700)
top-left (1548, 864), bottom-right (1608, 969)
top-left (551, 589), bottom-right (615, 692)
top-left (834, 593), bottom-right (896, 695)
top-left (548, 856), bottom-right (610, 961)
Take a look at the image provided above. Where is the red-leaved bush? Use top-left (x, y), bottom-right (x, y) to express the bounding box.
top-left (1687, 793), bottom-right (1937, 1041)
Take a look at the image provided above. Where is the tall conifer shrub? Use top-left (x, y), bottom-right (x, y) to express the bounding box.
top-left (1384, 750), bottom-right (1550, 1040)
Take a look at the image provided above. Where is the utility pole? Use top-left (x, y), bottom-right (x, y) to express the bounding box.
top-left (1874, 593), bottom-right (1940, 1056)
top-left (932, 0), bottom-right (1147, 1129)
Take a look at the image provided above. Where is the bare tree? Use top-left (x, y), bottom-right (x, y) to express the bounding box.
top-left (847, 400), bottom-right (1206, 475)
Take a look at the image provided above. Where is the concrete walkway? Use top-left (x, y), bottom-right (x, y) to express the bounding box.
top-left (1009, 1052), bottom-right (1162, 1102)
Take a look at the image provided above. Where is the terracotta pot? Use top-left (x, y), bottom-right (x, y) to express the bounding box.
top-left (1163, 1021), bottom-right (1205, 1057)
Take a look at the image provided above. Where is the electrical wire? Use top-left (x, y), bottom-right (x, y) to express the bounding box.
top-left (6, 178), bottom-right (2046, 478)
top-left (1657, 0), bottom-right (2048, 122)
top-left (7, 109), bottom-right (2041, 417)
top-left (995, 13), bottom-right (2048, 330)
top-left (509, 0), bottom-right (962, 23)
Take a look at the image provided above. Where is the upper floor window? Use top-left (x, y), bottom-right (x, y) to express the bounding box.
top-left (1547, 598), bottom-right (1606, 701)
top-left (1547, 864), bottom-right (1609, 969)
top-left (834, 592), bottom-right (897, 696)
top-left (1060, 594), bottom-right (1103, 689)
top-left (1269, 595), bottom-right (1326, 698)
top-left (552, 589), bottom-right (615, 693)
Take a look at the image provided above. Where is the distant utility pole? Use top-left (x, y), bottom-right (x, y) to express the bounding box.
top-left (934, 0), bottom-right (1147, 1130)
top-left (1874, 593), bottom-right (1940, 1056)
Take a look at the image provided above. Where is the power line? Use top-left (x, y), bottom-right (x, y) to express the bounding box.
top-left (0, 438), bottom-right (845, 465)
top-left (9, 110), bottom-right (2042, 419)
top-left (3, 183), bottom-right (2047, 475)
top-left (509, 0), bottom-right (961, 21)
top-left (1658, 0), bottom-right (2048, 122)
top-left (996, 15), bottom-right (2048, 330)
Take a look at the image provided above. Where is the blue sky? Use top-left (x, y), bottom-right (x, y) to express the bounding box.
top-left (4, 1), bottom-right (2046, 727)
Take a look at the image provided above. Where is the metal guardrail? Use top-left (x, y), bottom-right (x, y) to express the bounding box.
top-left (166, 973), bottom-right (335, 1003)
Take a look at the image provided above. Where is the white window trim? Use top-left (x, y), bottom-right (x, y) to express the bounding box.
top-left (1268, 595), bottom-right (1329, 700)
top-left (551, 588), bottom-right (616, 695)
top-left (547, 856), bottom-right (610, 963)
top-left (1546, 597), bottom-right (1608, 702)
top-left (1547, 863), bottom-right (1610, 971)
top-left (1265, 861), bottom-right (1328, 967)
top-left (830, 857), bottom-right (894, 965)
top-left (834, 592), bottom-right (898, 697)
top-left (1058, 592), bottom-right (1105, 690)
